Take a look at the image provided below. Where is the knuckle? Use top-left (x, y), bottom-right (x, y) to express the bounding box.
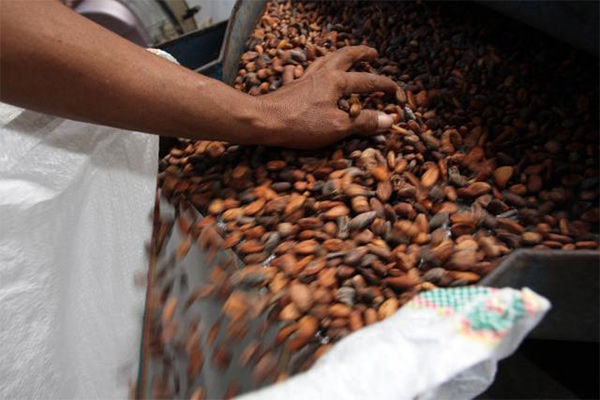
top-left (358, 45), bottom-right (376, 57)
top-left (325, 69), bottom-right (339, 80)
top-left (366, 111), bottom-right (379, 130)
top-left (367, 76), bottom-right (378, 91)
top-left (338, 45), bottom-right (361, 61)
top-left (361, 74), bottom-right (377, 92)
top-left (357, 111), bottom-right (378, 132)
top-left (332, 72), bottom-right (348, 90)
top-left (339, 45), bottom-right (355, 55)
top-left (332, 115), bottom-right (351, 134)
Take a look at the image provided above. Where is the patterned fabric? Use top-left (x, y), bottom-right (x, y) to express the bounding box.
top-left (409, 287), bottom-right (544, 343)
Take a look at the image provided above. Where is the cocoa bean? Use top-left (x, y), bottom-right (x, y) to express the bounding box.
top-left (152, 1), bottom-right (599, 392)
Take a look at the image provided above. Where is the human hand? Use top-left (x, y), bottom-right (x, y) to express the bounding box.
top-left (255, 46), bottom-right (397, 149)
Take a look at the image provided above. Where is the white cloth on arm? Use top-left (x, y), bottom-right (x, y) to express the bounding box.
top-left (0, 103), bottom-right (158, 399)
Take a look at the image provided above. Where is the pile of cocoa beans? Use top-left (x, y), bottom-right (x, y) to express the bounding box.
top-left (146, 1), bottom-right (599, 398)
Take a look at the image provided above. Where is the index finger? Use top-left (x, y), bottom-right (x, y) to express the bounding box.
top-left (303, 46), bottom-right (378, 78)
top-left (342, 72), bottom-right (398, 95)
top-left (323, 45), bottom-right (378, 71)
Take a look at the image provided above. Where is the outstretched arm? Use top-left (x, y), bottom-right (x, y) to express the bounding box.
top-left (0, 0), bottom-right (395, 149)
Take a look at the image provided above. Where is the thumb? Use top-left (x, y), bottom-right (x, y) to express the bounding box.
top-left (351, 111), bottom-right (394, 136)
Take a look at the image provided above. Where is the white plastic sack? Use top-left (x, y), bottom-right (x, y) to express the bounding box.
top-left (240, 286), bottom-right (550, 400)
top-left (0, 103), bottom-right (158, 399)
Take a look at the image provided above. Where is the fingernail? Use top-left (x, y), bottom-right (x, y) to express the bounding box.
top-left (377, 113), bottom-right (393, 132)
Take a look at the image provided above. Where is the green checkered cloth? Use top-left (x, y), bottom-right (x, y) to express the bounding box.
top-left (410, 287), bottom-right (532, 339)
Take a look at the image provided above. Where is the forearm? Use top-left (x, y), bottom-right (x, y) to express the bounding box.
top-left (0, 0), bottom-right (265, 143)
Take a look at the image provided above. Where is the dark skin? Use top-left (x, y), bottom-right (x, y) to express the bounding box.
top-left (0, 1), bottom-right (397, 149)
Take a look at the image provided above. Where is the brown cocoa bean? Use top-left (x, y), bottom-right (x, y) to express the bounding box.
top-left (521, 231), bottom-right (542, 245)
top-left (378, 298), bottom-right (399, 320)
top-left (329, 303), bottom-right (352, 318)
top-left (288, 283), bottom-right (313, 313)
top-left (493, 166), bottom-right (514, 189)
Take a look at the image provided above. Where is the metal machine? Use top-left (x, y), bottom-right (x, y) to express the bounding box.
top-left (73, 0), bottom-right (200, 46)
top-left (139, 1), bottom-right (600, 398)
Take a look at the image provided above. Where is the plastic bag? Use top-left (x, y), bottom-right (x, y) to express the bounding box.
top-left (239, 286), bottom-right (550, 400)
top-left (0, 103), bottom-right (158, 399)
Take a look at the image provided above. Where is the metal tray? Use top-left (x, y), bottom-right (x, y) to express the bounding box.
top-left (140, 1), bottom-right (600, 398)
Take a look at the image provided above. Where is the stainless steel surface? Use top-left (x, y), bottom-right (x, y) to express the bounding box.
top-left (76, 0), bottom-right (152, 46)
top-left (75, 0), bottom-right (201, 46)
top-left (123, 0), bottom-right (198, 45)
top-left (141, 202), bottom-right (286, 399)
top-left (220, 0), bottom-right (268, 85)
